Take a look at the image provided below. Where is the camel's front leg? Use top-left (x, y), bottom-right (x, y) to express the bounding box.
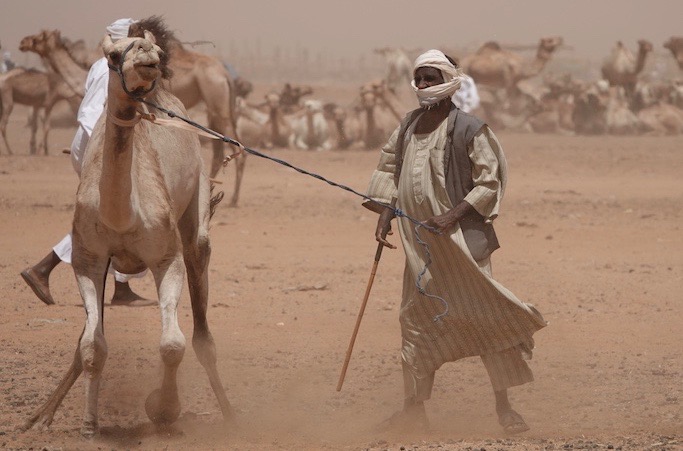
top-left (74, 259), bottom-right (110, 438)
top-left (229, 153), bottom-right (247, 207)
top-left (145, 256), bottom-right (186, 425)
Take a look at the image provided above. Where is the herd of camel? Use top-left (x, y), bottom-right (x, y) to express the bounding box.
top-left (1, 30), bottom-right (683, 203)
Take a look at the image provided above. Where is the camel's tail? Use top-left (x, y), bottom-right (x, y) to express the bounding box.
top-left (209, 183), bottom-right (224, 220)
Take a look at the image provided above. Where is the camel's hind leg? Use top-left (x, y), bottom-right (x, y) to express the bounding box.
top-left (20, 335), bottom-right (83, 432)
top-left (180, 173), bottom-right (233, 420)
top-left (21, 257), bottom-right (109, 436)
top-left (145, 254), bottom-right (187, 425)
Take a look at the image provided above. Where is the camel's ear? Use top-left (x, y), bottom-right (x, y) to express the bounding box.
top-left (143, 30), bottom-right (156, 45)
top-left (102, 34), bottom-right (115, 57)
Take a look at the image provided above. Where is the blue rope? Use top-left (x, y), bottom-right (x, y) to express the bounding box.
top-left (414, 224), bottom-right (449, 322)
top-left (133, 95), bottom-right (447, 320)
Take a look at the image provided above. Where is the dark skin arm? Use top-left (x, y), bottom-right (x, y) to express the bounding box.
top-left (423, 200), bottom-right (475, 234)
top-left (374, 205), bottom-right (397, 249)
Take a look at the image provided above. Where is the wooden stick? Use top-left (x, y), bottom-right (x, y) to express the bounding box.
top-left (336, 240), bottom-right (386, 391)
top-left (337, 196), bottom-right (397, 392)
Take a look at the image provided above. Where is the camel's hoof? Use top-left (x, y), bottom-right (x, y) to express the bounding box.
top-left (145, 389), bottom-right (181, 425)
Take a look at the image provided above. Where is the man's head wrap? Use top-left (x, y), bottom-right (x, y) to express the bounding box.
top-left (411, 49), bottom-right (464, 107)
top-left (106, 18), bottom-right (137, 42)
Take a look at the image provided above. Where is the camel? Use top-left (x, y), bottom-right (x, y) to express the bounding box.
top-left (20, 22), bottom-right (231, 437)
top-left (663, 37), bottom-right (683, 70)
top-left (461, 37), bottom-right (564, 92)
top-left (600, 40), bottom-right (653, 96)
top-left (263, 92), bottom-right (295, 148)
top-left (572, 81), bottom-right (609, 135)
top-left (374, 47), bottom-right (413, 94)
top-left (605, 86), bottom-right (642, 135)
top-left (279, 83), bottom-right (313, 112)
top-left (526, 75), bottom-right (578, 134)
top-left (289, 99), bottom-right (332, 150)
top-left (21, 25), bottom-right (243, 207)
top-left (0, 67), bottom-right (80, 155)
top-left (19, 30), bottom-right (89, 99)
top-left (356, 80), bottom-right (402, 149)
top-left (234, 96), bottom-right (270, 149)
top-left (323, 102), bottom-right (362, 150)
top-left (638, 102), bottom-right (683, 135)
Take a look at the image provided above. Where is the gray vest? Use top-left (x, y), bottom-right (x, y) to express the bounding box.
top-left (394, 103), bottom-right (499, 261)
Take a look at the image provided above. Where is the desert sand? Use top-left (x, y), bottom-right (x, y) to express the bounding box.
top-left (0, 86), bottom-right (681, 450)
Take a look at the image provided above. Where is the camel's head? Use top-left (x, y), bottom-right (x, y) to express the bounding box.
top-left (538, 36), bottom-right (563, 56)
top-left (322, 103), bottom-right (346, 122)
top-left (637, 40), bottom-right (653, 53)
top-left (103, 30), bottom-right (163, 97)
top-left (303, 99), bottom-right (323, 115)
top-left (663, 37), bottom-right (683, 52)
top-left (359, 81), bottom-right (382, 109)
top-left (19, 30), bottom-right (56, 56)
top-left (264, 92), bottom-right (281, 110)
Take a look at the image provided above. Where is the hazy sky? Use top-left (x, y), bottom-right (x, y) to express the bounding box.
top-left (1, 0), bottom-right (680, 64)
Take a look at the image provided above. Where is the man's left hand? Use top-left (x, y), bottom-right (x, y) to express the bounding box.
top-left (423, 210), bottom-right (460, 234)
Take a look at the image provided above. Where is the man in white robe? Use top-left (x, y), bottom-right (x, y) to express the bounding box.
top-left (364, 49), bottom-right (546, 434)
top-left (20, 18), bottom-right (153, 306)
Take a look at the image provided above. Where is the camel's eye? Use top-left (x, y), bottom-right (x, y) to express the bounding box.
top-left (109, 51), bottom-right (122, 66)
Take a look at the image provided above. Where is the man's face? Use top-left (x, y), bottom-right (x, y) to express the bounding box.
top-left (414, 67), bottom-right (444, 89)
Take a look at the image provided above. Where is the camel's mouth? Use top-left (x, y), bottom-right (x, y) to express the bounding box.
top-left (135, 63), bottom-right (161, 81)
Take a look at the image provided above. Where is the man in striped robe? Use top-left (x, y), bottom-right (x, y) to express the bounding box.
top-left (364, 49), bottom-right (547, 434)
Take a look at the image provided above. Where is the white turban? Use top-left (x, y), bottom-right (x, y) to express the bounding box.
top-left (411, 49), bottom-right (463, 107)
top-left (106, 18), bottom-right (137, 42)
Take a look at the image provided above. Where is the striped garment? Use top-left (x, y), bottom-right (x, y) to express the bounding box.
top-left (365, 119), bottom-right (547, 398)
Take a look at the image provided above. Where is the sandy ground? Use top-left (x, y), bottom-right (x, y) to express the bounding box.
top-left (0, 95), bottom-right (681, 450)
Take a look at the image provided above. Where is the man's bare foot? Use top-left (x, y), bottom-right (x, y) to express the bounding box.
top-left (377, 401), bottom-right (429, 433)
top-left (110, 282), bottom-right (156, 307)
top-left (20, 268), bottom-right (55, 305)
top-left (498, 408), bottom-right (530, 434)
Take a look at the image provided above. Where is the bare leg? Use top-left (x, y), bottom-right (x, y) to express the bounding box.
top-left (110, 280), bottom-right (155, 306)
top-left (494, 389), bottom-right (529, 434)
top-left (21, 250), bottom-right (61, 305)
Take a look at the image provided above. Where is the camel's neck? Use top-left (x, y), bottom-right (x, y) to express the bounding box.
top-left (633, 47), bottom-right (650, 75)
top-left (269, 108), bottom-right (284, 144)
top-left (43, 45), bottom-right (88, 98)
top-left (98, 86), bottom-right (140, 233)
top-left (365, 106), bottom-right (376, 139)
top-left (306, 112), bottom-right (315, 146)
top-left (336, 118), bottom-right (349, 149)
top-left (520, 48), bottom-right (553, 81)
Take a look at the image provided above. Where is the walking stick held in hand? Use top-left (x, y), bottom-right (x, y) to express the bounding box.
top-left (337, 199), bottom-right (396, 391)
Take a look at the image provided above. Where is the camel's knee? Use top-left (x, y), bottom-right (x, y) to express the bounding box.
top-left (80, 331), bottom-right (108, 374)
top-left (160, 333), bottom-right (186, 367)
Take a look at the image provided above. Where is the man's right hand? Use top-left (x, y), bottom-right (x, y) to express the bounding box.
top-left (375, 207), bottom-right (397, 249)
